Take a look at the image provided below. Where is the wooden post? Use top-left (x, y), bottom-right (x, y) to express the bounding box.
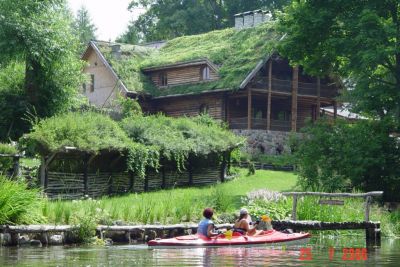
top-left (129, 171), bottom-right (134, 192)
top-left (291, 66), bottom-right (299, 132)
top-left (292, 195), bottom-right (298, 221)
top-left (40, 156), bottom-right (46, 187)
top-left (225, 93), bottom-right (230, 124)
top-left (144, 176), bottom-right (149, 192)
top-left (247, 89), bottom-right (252, 130)
top-left (188, 159), bottom-right (193, 186)
top-left (83, 155), bottom-right (89, 196)
top-left (40, 153), bottom-right (56, 190)
top-left (108, 173), bottom-right (113, 195)
top-left (316, 77), bottom-right (321, 120)
top-left (267, 60), bottom-right (272, 131)
top-left (12, 155), bottom-right (20, 178)
top-left (161, 166), bottom-right (166, 189)
top-left (364, 196), bottom-right (371, 222)
top-left (333, 101), bottom-right (338, 119)
top-left (220, 152), bottom-right (227, 183)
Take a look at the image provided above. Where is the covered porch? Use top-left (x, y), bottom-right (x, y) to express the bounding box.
top-left (226, 59), bottom-right (338, 132)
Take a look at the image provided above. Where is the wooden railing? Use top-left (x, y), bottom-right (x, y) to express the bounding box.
top-left (282, 191), bottom-right (384, 221)
top-left (229, 117), bottom-right (291, 131)
top-left (250, 77), bottom-right (337, 98)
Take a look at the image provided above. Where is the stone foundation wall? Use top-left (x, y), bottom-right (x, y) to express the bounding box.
top-left (232, 129), bottom-right (295, 155)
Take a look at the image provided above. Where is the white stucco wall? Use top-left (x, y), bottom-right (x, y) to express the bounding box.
top-left (82, 49), bottom-right (121, 107)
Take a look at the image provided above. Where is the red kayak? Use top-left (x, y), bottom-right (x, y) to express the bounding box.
top-left (148, 230), bottom-right (311, 248)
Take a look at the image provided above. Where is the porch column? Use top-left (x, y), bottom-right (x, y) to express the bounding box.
top-left (333, 101), bottom-right (337, 119)
top-left (247, 89), bottom-right (252, 129)
top-left (316, 77), bottom-right (321, 120)
top-left (267, 60), bottom-right (272, 131)
top-left (291, 66), bottom-right (299, 132)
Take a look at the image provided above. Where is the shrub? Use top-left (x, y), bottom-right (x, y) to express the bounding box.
top-left (0, 175), bottom-right (44, 224)
top-left (0, 143), bottom-right (18, 172)
top-left (242, 189), bottom-right (291, 220)
top-left (293, 119), bottom-right (400, 201)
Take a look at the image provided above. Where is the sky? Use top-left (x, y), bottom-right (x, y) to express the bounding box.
top-left (67, 0), bottom-right (145, 41)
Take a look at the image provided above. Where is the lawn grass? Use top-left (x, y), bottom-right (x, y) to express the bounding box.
top-left (43, 169), bottom-right (298, 225)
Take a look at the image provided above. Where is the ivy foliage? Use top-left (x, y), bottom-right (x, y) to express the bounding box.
top-left (21, 112), bottom-right (159, 178)
top-left (121, 114), bottom-right (244, 170)
top-left (95, 22), bottom-right (279, 97)
top-left (21, 112), bottom-right (243, 176)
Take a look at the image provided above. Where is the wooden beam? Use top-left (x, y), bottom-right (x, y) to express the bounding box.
top-left (292, 195), bottom-right (298, 221)
top-left (267, 60), bottom-right (272, 131)
top-left (291, 66), bottom-right (299, 132)
top-left (282, 191), bottom-right (383, 197)
top-left (365, 196), bottom-right (371, 222)
top-left (316, 77), bottom-right (321, 120)
top-left (247, 89), bottom-right (252, 130)
top-left (333, 101), bottom-right (338, 119)
top-left (225, 93), bottom-right (230, 124)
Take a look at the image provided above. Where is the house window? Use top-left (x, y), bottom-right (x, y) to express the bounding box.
top-left (200, 66), bottom-right (211, 81)
top-left (159, 72), bottom-right (168, 86)
top-left (89, 74), bottom-right (95, 92)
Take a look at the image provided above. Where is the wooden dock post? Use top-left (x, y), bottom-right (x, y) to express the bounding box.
top-left (291, 195), bottom-right (298, 221)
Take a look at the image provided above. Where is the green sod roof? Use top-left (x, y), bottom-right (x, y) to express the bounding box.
top-left (95, 22), bottom-right (279, 97)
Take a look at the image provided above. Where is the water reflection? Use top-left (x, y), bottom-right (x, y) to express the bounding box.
top-left (1, 238), bottom-right (400, 266)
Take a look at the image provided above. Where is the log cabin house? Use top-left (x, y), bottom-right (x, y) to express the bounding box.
top-left (81, 11), bottom-right (341, 154)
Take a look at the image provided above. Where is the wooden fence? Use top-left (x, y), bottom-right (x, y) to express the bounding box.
top-left (44, 166), bottom-right (223, 200)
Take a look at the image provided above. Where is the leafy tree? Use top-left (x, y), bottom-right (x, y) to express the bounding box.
top-left (126, 0), bottom-right (290, 42)
top-left (116, 20), bottom-right (140, 44)
top-left (293, 119), bottom-right (400, 201)
top-left (73, 6), bottom-right (97, 51)
top-left (0, 61), bottom-right (29, 141)
top-left (278, 0), bottom-right (400, 123)
top-left (0, 0), bottom-right (83, 132)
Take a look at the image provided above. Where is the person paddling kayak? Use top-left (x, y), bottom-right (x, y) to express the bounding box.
top-left (233, 208), bottom-right (262, 236)
top-left (197, 208), bottom-right (219, 238)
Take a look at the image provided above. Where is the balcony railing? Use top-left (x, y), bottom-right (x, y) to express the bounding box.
top-left (249, 77), bottom-right (337, 98)
top-left (229, 117), bottom-right (291, 132)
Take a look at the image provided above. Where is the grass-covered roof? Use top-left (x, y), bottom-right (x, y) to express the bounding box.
top-left (95, 22), bottom-right (279, 97)
top-left (22, 112), bottom-right (159, 177)
top-left (120, 115), bottom-right (244, 168)
top-left (22, 112), bottom-right (243, 175)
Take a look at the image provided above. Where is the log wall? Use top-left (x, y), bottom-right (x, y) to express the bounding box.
top-left (149, 93), bottom-right (225, 120)
top-left (150, 65), bottom-right (218, 87)
top-left (45, 165), bottom-right (221, 200)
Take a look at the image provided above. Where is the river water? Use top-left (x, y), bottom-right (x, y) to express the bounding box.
top-left (1, 235), bottom-right (399, 266)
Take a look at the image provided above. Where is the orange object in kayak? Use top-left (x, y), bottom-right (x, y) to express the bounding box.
top-left (148, 230), bottom-right (311, 248)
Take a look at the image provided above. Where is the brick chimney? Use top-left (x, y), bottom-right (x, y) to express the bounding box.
top-left (234, 10), bottom-right (271, 29)
top-left (111, 44), bottom-right (121, 59)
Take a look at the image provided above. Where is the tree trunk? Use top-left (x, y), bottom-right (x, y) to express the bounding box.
top-left (25, 57), bottom-right (41, 109)
top-left (391, 3), bottom-right (400, 123)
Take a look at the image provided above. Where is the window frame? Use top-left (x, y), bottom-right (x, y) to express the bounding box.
top-left (159, 72), bottom-right (168, 87)
top-left (89, 74), bottom-right (95, 92)
top-left (200, 66), bottom-right (211, 81)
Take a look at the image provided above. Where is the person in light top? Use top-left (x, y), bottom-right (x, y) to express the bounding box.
top-left (233, 208), bottom-right (262, 236)
top-left (197, 208), bottom-right (219, 238)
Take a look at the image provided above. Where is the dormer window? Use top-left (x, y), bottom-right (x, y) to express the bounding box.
top-left (200, 66), bottom-right (211, 81)
top-left (159, 72), bottom-right (168, 86)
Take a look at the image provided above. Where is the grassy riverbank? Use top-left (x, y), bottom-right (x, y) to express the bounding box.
top-left (43, 169), bottom-right (298, 225)
top-left (9, 167), bottom-right (396, 237)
